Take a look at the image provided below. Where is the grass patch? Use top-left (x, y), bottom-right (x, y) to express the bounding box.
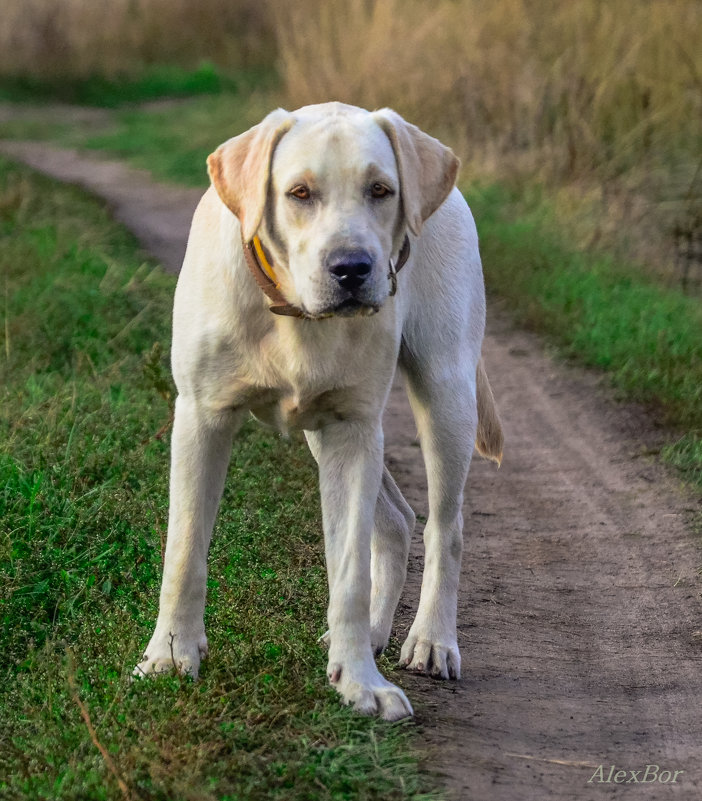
top-left (0, 158), bottom-right (437, 800)
top-left (0, 76), bottom-right (278, 174)
top-left (662, 435), bottom-right (702, 489)
top-left (82, 92), bottom-right (276, 187)
top-left (0, 62), bottom-right (243, 107)
top-left (468, 183), bottom-right (702, 490)
top-left (0, 91), bottom-right (277, 187)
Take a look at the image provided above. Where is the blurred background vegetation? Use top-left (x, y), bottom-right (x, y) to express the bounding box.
top-left (1, 0), bottom-right (700, 289)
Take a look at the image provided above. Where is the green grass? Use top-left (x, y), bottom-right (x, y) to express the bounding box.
top-left (82, 92), bottom-right (274, 187)
top-left (0, 90), bottom-right (278, 189)
top-left (468, 183), bottom-right (702, 490)
top-left (0, 158), bottom-right (438, 801)
top-left (662, 435), bottom-right (702, 490)
top-left (0, 62), bottom-right (258, 107)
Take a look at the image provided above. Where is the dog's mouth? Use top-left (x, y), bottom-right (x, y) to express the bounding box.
top-left (331, 297), bottom-right (380, 318)
top-left (303, 295), bottom-right (382, 321)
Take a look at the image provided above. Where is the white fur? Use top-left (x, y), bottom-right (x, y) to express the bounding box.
top-left (134, 103), bottom-right (487, 721)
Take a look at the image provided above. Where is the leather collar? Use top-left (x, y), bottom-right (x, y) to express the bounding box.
top-left (241, 234), bottom-right (411, 319)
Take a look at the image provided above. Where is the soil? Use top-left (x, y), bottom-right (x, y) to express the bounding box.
top-left (2, 132), bottom-right (701, 800)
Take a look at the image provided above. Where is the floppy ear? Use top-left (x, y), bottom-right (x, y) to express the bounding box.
top-left (207, 108), bottom-right (294, 242)
top-left (373, 108), bottom-right (460, 236)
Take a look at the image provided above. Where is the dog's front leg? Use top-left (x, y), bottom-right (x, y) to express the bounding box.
top-left (135, 396), bottom-right (242, 679)
top-left (312, 421), bottom-right (413, 721)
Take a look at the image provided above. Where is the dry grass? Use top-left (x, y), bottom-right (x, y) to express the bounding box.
top-left (275, 0), bottom-right (700, 171)
top-left (272, 0), bottom-right (702, 279)
top-left (0, 0), bottom-right (272, 78)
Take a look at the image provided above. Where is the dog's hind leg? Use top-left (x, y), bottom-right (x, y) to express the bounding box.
top-left (398, 359), bottom-right (478, 680)
top-left (370, 467), bottom-right (414, 654)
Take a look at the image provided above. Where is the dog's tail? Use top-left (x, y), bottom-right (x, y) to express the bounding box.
top-left (475, 358), bottom-right (504, 466)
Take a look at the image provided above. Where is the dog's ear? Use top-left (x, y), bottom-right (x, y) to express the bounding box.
top-left (207, 108), bottom-right (294, 242)
top-left (373, 108), bottom-right (460, 236)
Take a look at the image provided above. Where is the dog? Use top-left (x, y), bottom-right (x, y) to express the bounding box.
top-left (134, 102), bottom-right (503, 721)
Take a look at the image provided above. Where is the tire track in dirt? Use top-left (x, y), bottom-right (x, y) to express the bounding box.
top-left (3, 138), bottom-right (701, 800)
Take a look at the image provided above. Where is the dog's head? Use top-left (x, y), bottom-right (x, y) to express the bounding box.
top-left (207, 103), bottom-right (459, 318)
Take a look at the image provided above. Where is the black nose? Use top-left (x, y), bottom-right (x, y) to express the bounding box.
top-left (327, 249), bottom-right (373, 292)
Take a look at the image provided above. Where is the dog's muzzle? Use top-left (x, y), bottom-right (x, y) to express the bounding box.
top-left (242, 234), bottom-right (410, 319)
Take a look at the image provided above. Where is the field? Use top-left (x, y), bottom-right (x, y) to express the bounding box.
top-left (6, 93), bottom-right (699, 488)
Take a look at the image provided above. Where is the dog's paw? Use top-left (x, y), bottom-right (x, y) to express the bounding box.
top-left (399, 625), bottom-right (461, 680)
top-left (327, 657), bottom-right (413, 721)
top-left (133, 628), bottom-right (208, 680)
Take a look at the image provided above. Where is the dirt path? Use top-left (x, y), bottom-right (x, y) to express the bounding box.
top-left (3, 138), bottom-right (701, 800)
top-left (0, 140), bottom-right (201, 272)
top-left (387, 327), bottom-right (702, 799)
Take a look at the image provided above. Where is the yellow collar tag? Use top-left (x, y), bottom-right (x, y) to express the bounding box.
top-left (252, 235), bottom-right (280, 288)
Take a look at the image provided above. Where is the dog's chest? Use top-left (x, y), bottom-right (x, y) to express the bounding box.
top-left (195, 309), bottom-right (398, 432)
top-left (244, 322), bottom-right (386, 426)
top-left (250, 387), bottom-right (353, 433)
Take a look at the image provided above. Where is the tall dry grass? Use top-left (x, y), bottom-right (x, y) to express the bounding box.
top-left (275, 0), bottom-right (700, 171)
top-left (0, 0), bottom-right (272, 78)
top-left (273, 0), bottom-right (702, 276)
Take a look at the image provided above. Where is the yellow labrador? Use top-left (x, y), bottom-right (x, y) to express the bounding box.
top-left (135, 102), bottom-right (503, 721)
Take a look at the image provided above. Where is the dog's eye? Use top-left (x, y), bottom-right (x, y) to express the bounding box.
top-left (370, 183), bottom-right (392, 199)
top-left (289, 185), bottom-right (311, 201)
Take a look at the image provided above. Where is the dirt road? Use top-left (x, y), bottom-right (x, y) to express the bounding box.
top-left (2, 138), bottom-right (700, 800)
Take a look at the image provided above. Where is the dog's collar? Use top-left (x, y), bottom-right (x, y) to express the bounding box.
top-left (241, 233), bottom-right (411, 319)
